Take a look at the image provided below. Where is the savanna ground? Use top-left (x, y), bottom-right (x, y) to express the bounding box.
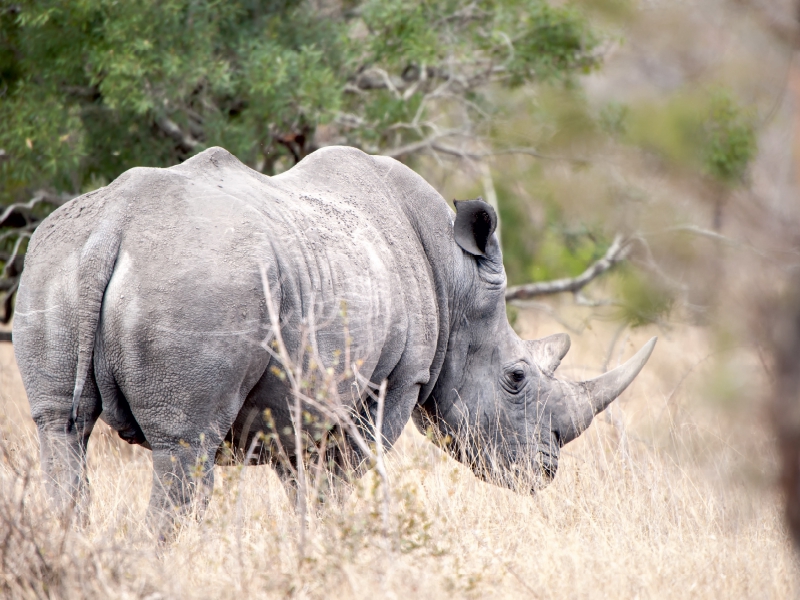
top-left (1, 307), bottom-right (796, 599)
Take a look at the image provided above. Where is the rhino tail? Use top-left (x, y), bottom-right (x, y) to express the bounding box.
top-left (70, 217), bottom-right (123, 429)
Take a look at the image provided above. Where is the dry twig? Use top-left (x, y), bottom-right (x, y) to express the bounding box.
top-left (505, 234), bottom-right (632, 302)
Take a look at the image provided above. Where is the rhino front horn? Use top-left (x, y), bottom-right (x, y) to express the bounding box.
top-left (559, 337), bottom-right (657, 445)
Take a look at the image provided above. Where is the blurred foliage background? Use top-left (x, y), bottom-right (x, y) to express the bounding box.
top-left (0, 0), bottom-right (794, 335)
top-left (0, 0), bottom-right (601, 185)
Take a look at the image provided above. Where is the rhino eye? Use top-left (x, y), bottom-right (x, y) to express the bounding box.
top-left (504, 367), bottom-right (526, 391)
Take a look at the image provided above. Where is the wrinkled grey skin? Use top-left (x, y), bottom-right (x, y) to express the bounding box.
top-left (13, 146), bottom-right (655, 529)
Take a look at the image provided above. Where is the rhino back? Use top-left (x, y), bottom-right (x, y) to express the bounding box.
top-left (17, 145), bottom-right (448, 449)
top-left (94, 147), bottom-right (442, 442)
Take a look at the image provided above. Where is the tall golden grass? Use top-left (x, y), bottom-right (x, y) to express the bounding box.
top-left (0, 313), bottom-right (796, 599)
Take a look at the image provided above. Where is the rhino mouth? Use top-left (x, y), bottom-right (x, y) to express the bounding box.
top-left (522, 455), bottom-right (558, 492)
top-left (471, 450), bottom-right (558, 494)
top-left (435, 425), bottom-right (559, 493)
top-left (539, 456), bottom-right (558, 483)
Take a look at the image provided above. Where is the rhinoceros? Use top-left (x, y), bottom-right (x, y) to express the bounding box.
top-left (13, 146), bottom-right (655, 526)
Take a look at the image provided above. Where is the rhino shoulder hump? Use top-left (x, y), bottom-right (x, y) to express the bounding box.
top-left (169, 146), bottom-right (269, 184)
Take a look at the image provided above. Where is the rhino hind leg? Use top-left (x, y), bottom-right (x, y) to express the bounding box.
top-left (37, 416), bottom-right (97, 524)
top-left (16, 331), bottom-right (102, 523)
top-left (140, 393), bottom-right (254, 540)
top-left (31, 377), bottom-right (102, 524)
top-left (147, 438), bottom-right (218, 541)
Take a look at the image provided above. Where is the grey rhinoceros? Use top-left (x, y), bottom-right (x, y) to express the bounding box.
top-left (13, 146), bottom-right (655, 527)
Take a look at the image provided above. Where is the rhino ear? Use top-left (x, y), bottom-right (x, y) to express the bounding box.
top-left (525, 333), bottom-right (571, 375)
top-left (453, 198), bottom-right (497, 256)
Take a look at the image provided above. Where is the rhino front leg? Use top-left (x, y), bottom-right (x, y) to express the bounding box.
top-left (147, 439), bottom-right (217, 540)
top-left (275, 458), bottom-right (355, 513)
top-left (278, 382), bottom-right (422, 511)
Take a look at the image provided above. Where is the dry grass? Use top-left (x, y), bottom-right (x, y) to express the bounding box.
top-left (0, 314), bottom-right (796, 599)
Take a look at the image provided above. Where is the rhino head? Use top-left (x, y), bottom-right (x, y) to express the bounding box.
top-left (416, 199), bottom-right (656, 492)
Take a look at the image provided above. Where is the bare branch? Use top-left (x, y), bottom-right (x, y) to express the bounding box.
top-left (505, 234), bottom-right (632, 301)
top-left (373, 380), bottom-right (390, 539)
top-left (1, 279), bottom-right (18, 325)
top-left (155, 115), bottom-right (200, 153)
top-left (0, 191), bottom-right (75, 331)
top-left (573, 292), bottom-right (619, 308)
top-left (645, 224), bottom-right (800, 264)
top-left (379, 130), bottom-right (465, 158)
top-left (380, 134), bottom-right (593, 164)
top-left (428, 143), bottom-right (592, 164)
top-left (0, 191), bottom-right (72, 228)
top-left (2, 235), bottom-right (27, 280)
top-left (0, 223), bottom-right (36, 247)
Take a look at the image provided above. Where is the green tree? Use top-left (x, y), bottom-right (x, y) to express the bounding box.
top-left (704, 90), bottom-right (757, 230)
top-left (0, 0), bottom-right (602, 322)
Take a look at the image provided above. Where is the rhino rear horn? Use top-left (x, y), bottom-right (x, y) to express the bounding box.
top-left (526, 333), bottom-right (571, 374)
top-left (453, 198), bottom-right (497, 256)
